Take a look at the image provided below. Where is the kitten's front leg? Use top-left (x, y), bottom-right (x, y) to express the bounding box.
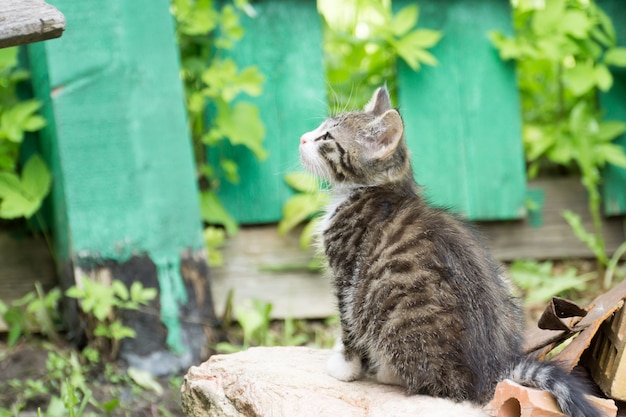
top-left (327, 339), bottom-right (363, 382)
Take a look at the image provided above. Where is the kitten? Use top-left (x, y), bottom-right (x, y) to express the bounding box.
top-left (299, 87), bottom-right (602, 417)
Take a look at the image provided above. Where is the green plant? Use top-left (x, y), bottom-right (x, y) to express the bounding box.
top-left (490, 0), bottom-right (626, 271)
top-left (5, 348), bottom-right (97, 417)
top-left (0, 282), bottom-right (61, 346)
top-left (65, 277), bottom-right (157, 360)
top-left (278, 172), bottom-right (329, 249)
top-left (0, 47), bottom-right (50, 219)
top-left (214, 298), bottom-right (311, 353)
top-left (171, 0), bottom-right (267, 265)
top-left (509, 259), bottom-right (595, 304)
top-left (319, 0), bottom-right (442, 109)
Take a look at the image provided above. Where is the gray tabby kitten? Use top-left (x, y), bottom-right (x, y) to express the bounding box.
top-left (299, 87), bottom-right (602, 417)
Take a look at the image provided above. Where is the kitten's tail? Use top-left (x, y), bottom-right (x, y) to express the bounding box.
top-left (509, 357), bottom-right (604, 417)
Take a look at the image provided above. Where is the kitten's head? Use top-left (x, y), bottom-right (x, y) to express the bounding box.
top-left (299, 87), bottom-right (411, 186)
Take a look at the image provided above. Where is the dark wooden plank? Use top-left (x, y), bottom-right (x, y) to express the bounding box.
top-left (480, 178), bottom-right (625, 260)
top-left (211, 225), bottom-right (335, 319)
top-left (214, 0), bottom-right (327, 224)
top-left (395, 0), bottom-right (526, 221)
top-left (0, 0), bottom-right (65, 48)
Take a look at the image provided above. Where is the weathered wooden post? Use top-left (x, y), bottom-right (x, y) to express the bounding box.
top-left (27, 0), bottom-right (214, 374)
top-left (0, 0), bottom-right (65, 48)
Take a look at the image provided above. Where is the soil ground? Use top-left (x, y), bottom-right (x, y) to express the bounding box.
top-left (0, 338), bottom-right (186, 417)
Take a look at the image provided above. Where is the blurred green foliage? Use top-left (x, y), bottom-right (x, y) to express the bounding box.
top-left (171, 0), bottom-right (267, 265)
top-left (491, 0), bottom-right (626, 270)
top-left (490, 0), bottom-right (626, 178)
top-left (319, 0), bottom-right (442, 109)
top-left (0, 47), bottom-right (50, 220)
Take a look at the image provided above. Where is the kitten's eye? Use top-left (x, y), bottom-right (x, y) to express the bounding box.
top-left (315, 132), bottom-right (334, 142)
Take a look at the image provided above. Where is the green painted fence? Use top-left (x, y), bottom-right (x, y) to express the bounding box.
top-left (395, 0), bottom-right (526, 220)
top-left (212, 0), bottom-right (328, 224)
top-left (216, 0), bottom-right (626, 224)
top-left (598, 0), bottom-right (626, 216)
top-left (27, 0), bottom-right (211, 371)
top-left (217, 0), bottom-right (526, 222)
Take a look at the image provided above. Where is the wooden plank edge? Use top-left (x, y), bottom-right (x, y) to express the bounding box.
top-left (0, 0), bottom-right (66, 48)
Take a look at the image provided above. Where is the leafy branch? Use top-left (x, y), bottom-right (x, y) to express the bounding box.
top-left (171, 0), bottom-right (267, 265)
top-left (320, 1), bottom-right (442, 108)
top-left (490, 0), bottom-right (626, 274)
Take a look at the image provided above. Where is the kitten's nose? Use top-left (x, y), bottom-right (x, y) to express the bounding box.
top-left (300, 135), bottom-right (308, 145)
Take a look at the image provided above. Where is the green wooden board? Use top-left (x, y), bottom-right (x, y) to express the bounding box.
top-left (394, 0), bottom-right (526, 220)
top-left (28, 0), bottom-right (205, 352)
top-left (28, 0), bottom-right (203, 259)
top-left (598, 0), bottom-right (626, 216)
top-left (213, 0), bottom-right (327, 224)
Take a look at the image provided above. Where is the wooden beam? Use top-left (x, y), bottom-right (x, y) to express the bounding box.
top-left (0, 0), bottom-right (65, 48)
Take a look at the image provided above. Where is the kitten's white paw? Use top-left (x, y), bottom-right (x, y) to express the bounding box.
top-left (327, 352), bottom-right (362, 382)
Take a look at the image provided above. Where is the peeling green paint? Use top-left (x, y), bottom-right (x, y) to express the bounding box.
top-left (155, 255), bottom-right (188, 354)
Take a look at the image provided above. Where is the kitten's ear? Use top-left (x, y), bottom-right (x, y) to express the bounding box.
top-left (364, 86), bottom-right (392, 116)
top-left (370, 109), bottom-right (404, 159)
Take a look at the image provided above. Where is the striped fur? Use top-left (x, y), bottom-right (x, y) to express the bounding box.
top-left (299, 87), bottom-right (603, 417)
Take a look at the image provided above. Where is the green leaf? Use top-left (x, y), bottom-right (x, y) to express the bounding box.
top-left (597, 121), bottom-right (626, 142)
top-left (236, 66), bottom-right (264, 97)
top-left (65, 286), bottom-right (85, 300)
top-left (488, 31), bottom-right (522, 60)
top-left (100, 399), bottom-right (120, 413)
top-left (597, 144), bottom-right (626, 168)
top-left (300, 216), bottom-right (321, 249)
top-left (204, 225), bottom-right (226, 248)
top-left (199, 190), bottom-right (238, 235)
top-left (0, 155), bottom-right (51, 219)
top-left (0, 100), bottom-right (45, 142)
top-left (200, 59), bottom-right (263, 102)
top-left (284, 172), bottom-right (319, 193)
top-left (93, 300), bottom-right (112, 322)
top-left (0, 47), bottom-right (18, 71)
top-left (532, 0), bottom-right (565, 36)
top-left (111, 280), bottom-right (129, 301)
top-left (129, 281), bottom-right (157, 304)
top-left (398, 29), bottom-right (442, 49)
top-left (560, 10), bottom-right (592, 39)
top-left (108, 321), bottom-right (136, 340)
top-left (596, 7), bottom-right (617, 45)
top-left (525, 268), bottom-right (591, 304)
top-left (594, 64), bottom-right (612, 91)
top-left (563, 65), bottom-right (596, 96)
top-left (278, 193), bottom-right (329, 235)
top-left (604, 47), bottom-right (626, 67)
top-left (215, 101), bottom-right (267, 160)
top-left (7, 319), bottom-right (23, 347)
top-left (391, 5), bottom-right (418, 37)
top-left (22, 155), bottom-right (51, 201)
top-left (128, 367), bottom-right (164, 395)
top-left (220, 158), bottom-right (239, 183)
top-left (509, 260), bottom-right (591, 304)
top-left (562, 210), bottom-right (608, 265)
